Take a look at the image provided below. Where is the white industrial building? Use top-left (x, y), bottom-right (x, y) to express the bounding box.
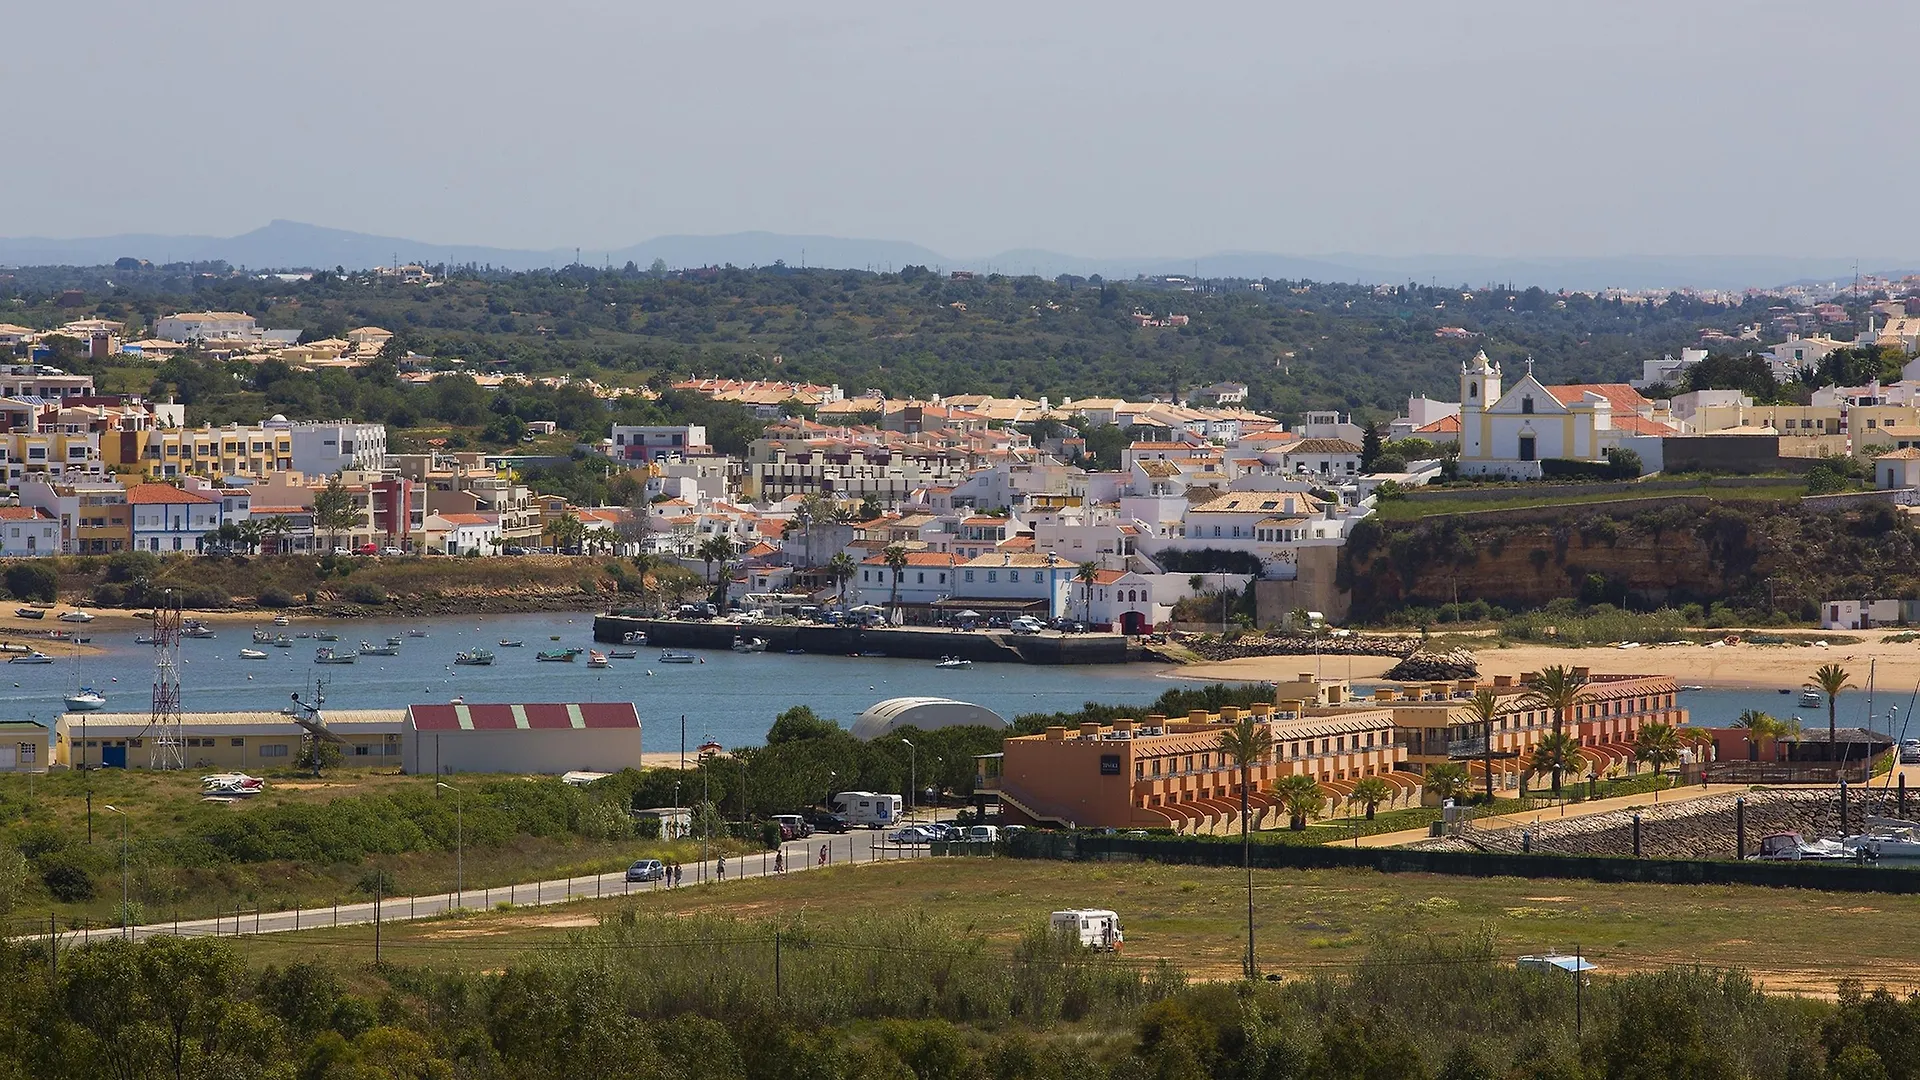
top-left (404, 702), bottom-right (643, 775)
top-left (850, 698), bottom-right (1007, 740)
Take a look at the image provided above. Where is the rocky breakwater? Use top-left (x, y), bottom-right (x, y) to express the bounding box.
top-left (1181, 632), bottom-right (1418, 663)
top-left (1382, 647), bottom-right (1480, 682)
top-left (1417, 788), bottom-right (1912, 860)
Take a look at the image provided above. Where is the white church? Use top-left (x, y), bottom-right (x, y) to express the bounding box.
top-left (1457, 351), bottom-right (1670, 479)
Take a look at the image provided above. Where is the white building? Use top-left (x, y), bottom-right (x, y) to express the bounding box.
top-left (266, 417), bottom-right (388, 475)
top-left (154, 311), bottom-right (258, 342)
top-left (1388, 396), bottom-right (1461, 441)
top-left (1821, 599), bottom-right (1900, 631)
top-left (0, 364), bottom-right (95, 399)
top-left (0, 506), bottom-right (59, 556)
top-left (1631, 348), bottom-right (1708, 389)
top-left (854, 551), bottom-right (961, 609)
top-left (404, 703), bottom-right (645, 776)
top-left (424, 511), bottom-right (501, 555)
top-left (1767, 335), bottom-right (1847, 380)
top-left (610, 424), bottom-right (710, 463)
top-left (1456, 352), bottom-right (1660, 479)
top-left (1280, 439), bottom-right (1363, 479)
top-left (127, 481), bottom-right (222, 553)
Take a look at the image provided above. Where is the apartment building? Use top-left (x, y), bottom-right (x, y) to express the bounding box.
top-left (270, 418), bottom-right (389, 475)
top-left (609, 424), bottom-right (710, 462)
top-left (109, 423), bottom-right (294, 480)
top-left (0, 506), bottom-right (60, 556)
top-left (990, 700), bottom-right (1406, 833)
top-left (18, 478), bottom-right (130, 553)
top-left (0, 364), bottom-right (95, 399)
top-left (743, 442), bottom-right (970, 506)
top-left (154, 311), bottom-right (258, 342)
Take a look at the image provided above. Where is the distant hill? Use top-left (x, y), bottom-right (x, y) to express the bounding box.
top-left (0, 219), bottom-right (1910, 291)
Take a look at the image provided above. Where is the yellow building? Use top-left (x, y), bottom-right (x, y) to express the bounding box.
top-left (54, 709), bottom-right (407, 770)
top-left (106, 424), bottom-right (294, 480)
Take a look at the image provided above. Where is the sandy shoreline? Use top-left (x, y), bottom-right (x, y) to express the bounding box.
top-left (1168, 630), bottom-right (1920, 692)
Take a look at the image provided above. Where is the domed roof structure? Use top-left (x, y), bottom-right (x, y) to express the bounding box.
top-left (850, 697), bottom-right (1008, 740)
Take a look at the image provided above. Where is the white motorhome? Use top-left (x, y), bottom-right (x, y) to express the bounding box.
top-left (1050, 909), bottom-right (1123, 951)
top-left (831, 790), bottom-right (903, 829)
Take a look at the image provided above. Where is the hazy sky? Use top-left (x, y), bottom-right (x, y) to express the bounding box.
top-left (7, 0), bottom-right (1914, 259)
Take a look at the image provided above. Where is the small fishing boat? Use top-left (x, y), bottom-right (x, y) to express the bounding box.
top-left (63, 688), bottom-right (107, 711)
top-left (315, 647), bottom-right (357, 664)
top-left (359, 640), bottom-right (399, 657)
top-left (1748, 833), bottom-right (1851, 861)
top-left (587, 650), bottom-right (611, 668)
top-left (1842, 819), bottom-right (1920, 859)
top-left (272, 634), bottom-right (293, 648)
top-left (731, 636), bottom-right (768, 653)
top-left (239, 648), bottom-right (269, 660)
top-left (134, 633), bottom-right (159, 645)
top-left (272, 614), bottom-right (292, 627)
top-left (1678, 684), bottom-right (1703, 693)
top-left (1777, 688), bottom-right (1792, 695)
top-left (385, 635), bottom-right (405, 647)
top-left (57, 610), bottom-right (94, 623)
top-left (315, 631), bottom-right (340, 642)
top-left (406, 629), bottom-right (429, 638)
top-left (181, 623), bottom-right (215, 639)
top-left (453, 648), bottom-right (496, 666)
top-left (252, 629), bottom-right (275, 644)
top-left (935, 656), bottom-right (973, 669)
top-left (8, 651), bottom-right (53, 664)
top-left (621, 630), bottom-right (648, 645)
top-left (296, 631), bottom-right (312, 638)
top-left (498, 638), bottom-right (524, 647)
top-left (536, 648), bottom-right (581, 662)
top-left (609, 648), bottom-right (639, 659)
top-left (201, 773), bottom-right (265, 798)
top-left (14, 607), bottom-right (43, 619)
top-left (1799, 685), bottom-right (1823, 708)
top-left (658, 650), bottom-right (696, 664)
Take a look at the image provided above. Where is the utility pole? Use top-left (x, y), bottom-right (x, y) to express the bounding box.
top-left (436, 783), bottom-right (462, 907)
top-left (900, 738), bottom-right (916, 821)
top-left (104, 805), bottom-right (128, 939)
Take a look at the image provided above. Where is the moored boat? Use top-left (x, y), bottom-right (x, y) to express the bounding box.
top-left (1748, 832), bottom-right (1852, 861)
top-left (272, 634), bottom-right (293, 648)
top-left (239, 648), bottom-right (269, 660)
top-left (315, 631), bottom-right (340, 642)
top-left (252, 629), bottom-right (275, 644)
top-left (14, 607), bottom-right (43, 619)
top-left (731, 636), bottom-right (768, 653)
top-left (360, 640), bottom-right (399, 656)
top-left (621, 630), bottom-right (647, 645)
top-left (8, 651), bottom-right (53, 664)
top-left (609, 648), bottom-right (638, 659)
top-left (536, 648), bottom-right (582, 662)
top-left (57, 610), bottom-right (94, 623)
top-left (587, 650), bottom-right (611, 668)
top-left (453, 648), bottom-right (496, 666)
top-left (315, 647), bottom-right (357, 664)
top-left (935, 656), bottom-right (973, 669)
top-left (498, 638), bottom-right (524, 647)
top-left (406, 629), bottom-right (429, 638)
top-left (658, 650), bottom-right (696, 664)
top-left (272, 614), bottom-right (292, 627)
top-left (63, 688), bottom-right (107, 711)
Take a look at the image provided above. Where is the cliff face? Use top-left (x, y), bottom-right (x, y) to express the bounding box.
top-left (1342, 501), bottom-right (1918, 620)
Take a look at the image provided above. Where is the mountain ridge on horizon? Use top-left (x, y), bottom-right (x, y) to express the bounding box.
top-left (0, 219), bottom-right (1911, 293)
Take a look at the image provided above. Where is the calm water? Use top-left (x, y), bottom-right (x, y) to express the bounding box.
top-left (13, 612), bottom-right (1183, 750)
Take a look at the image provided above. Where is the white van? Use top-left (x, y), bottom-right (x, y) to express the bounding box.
top-left (1050, 909), bottom-right (1123, 951)
top-left (830, 791), bottom-right (903, 829)
top-left (964, 825), bottom-right (999, 844)
top-left (1009, 616), bottom-right (1045, 635)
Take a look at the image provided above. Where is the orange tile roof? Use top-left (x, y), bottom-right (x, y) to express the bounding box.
top-left (1545, 384), bottom-right (1651, 413)
top-left (1414, 415), bottom-right (1462, 434)
top-left (860, 551), bottom-right (958, 566)
top-left (125, 483), bottom-right (217, 505)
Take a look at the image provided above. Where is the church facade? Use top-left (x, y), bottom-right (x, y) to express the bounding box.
top-left (1457, 352), bottom-right (1662, 479)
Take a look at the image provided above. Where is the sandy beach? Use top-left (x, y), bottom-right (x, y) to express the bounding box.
top-left (1168, 629), bottom-right (1920, 692)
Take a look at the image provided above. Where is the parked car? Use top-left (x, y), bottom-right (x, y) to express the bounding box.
top-left (624, 859), bottom-right (666, 882)
top-left (1902, 740), bottom-right (1920, 765)
top-left (802, 808), bottom-right (850, 833)
top-left (926, 822), bottom-right (962, 843)
top-left (381, 546), bottom-right (405, 556)
top-left (886, 826), bottom-right (937, 845)
top-left (771, 813), bottom-right (812, 840)
top-left (330, 546), bottom-right (354, 557)
top-left (964, 825), bottom-right (999, 843)
top-left (1008, 616), bottom-right (1045, 635)
top-left (503, 545), bottom-right (529, 556)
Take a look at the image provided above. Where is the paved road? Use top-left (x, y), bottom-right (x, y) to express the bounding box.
top-left (54, 827), bottom-right (928, 947)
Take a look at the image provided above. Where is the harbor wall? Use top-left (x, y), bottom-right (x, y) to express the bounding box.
top-left (592, 616), bottom-right (1129, 665)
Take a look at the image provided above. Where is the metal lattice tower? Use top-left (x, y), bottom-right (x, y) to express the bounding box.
top-left (148, 594), bottom-right (184, 769)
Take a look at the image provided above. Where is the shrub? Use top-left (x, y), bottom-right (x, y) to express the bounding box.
top-left (104, 551), bottom-right (159, 584)
top-left (3, 563), bottom-right (57, 602)
top-left (90, 583), bottom-right (127, 607)
top-left (40, 857), bottom-right (96, 903)
top-left (345, 582), bottom-right (387, 605)
top-left (258, 585), bottom-right (296, 608)
top-left (181, 584), bottom-right (230, 610)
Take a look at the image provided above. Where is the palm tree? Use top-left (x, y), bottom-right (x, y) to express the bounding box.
top-left (1076, 561), bottom-right (1100, 626)
top-left (1634, 722), bottom-right (1681, 781)
top-left (545, 515), bottom-right (584, 554)
top-left (260, 514), bottom-right (294, 555)
top-left (1811, 663), bottom-right (1854, 753)
top-left (1465, 688), bottom-right (1508, 802)
top-left (1423, 761), bottom-right (1469, 804)
top-left (1734, 709), bottom-right (1796, 761)
top-left (1273, 774), bottom-right (1325, 831)
top-left (826, 552), bottom-right (857, 609)
top-left (1520, 665), bottom-right (1587, 794)
top-left (1347, 776), bottom-right (1393, 821)
top-left (236, 518), bottom-right (265, 555)
top-left (1529, 733), bottom-right (1584, 793)
top-left (883, 544), bottom-right (909, 621)
top-left (1215, 713), bottom-right (1275, 980)
top-left (697, 535), bottom-right (736, 588)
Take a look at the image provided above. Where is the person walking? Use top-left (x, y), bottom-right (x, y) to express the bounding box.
top-left (671, 862), bottom-right (681, 887)
top-left (774, 851), bottom-right (784, 874)
top-left (819, 843), bottom-right (828, 867)
top-left (716, 854), bottom-right (726, 881)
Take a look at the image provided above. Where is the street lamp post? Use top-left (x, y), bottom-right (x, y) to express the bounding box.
top-left (435, 783), bottom-right (462, 908)
top-left (900, 738), bottom-right (916, 822)
top-left (103, 804), bottom-right (128, 939)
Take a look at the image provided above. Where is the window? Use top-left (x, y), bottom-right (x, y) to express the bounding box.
top-left (1521, 396), bottom-right (1534, 414)
top-left (964, 570), bottom-right (974, 583)
top-left (987, 570), bottom-right (997, 582)
top-left (916, 572), bottom-right (924, 584)
top-left (231, 737), bottom-right (245, 746)
top-left (260, 744), bottom-right (289, 758)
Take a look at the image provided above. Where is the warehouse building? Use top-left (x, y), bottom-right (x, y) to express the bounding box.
top-left (0, 719), bottom-right (48, 772)
top-left (850, 697), bottom-right (1007, 740)
top-left (404, 702), bottom-right (643, 776)
top-left (52, 710), bottom-right (406, 769)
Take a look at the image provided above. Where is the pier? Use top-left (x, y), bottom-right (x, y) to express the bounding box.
top-left (592, 616), bottom-right (1130, 665)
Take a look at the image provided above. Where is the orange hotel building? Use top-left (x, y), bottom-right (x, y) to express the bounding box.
top-left (986, 668), bottom-right (1686, 832)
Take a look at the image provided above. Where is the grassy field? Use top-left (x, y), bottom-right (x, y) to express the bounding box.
top-left (0, 767), bottom-right (745, 926)
top-left (222, 855), bottom-right (1920, 995)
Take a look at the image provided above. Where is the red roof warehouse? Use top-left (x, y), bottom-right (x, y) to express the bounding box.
top-left (403, 702), bottom-right (642, 775)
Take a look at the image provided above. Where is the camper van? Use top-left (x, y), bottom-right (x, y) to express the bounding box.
top-left (1050, 909), bottom-right (1123, 951)
top-left (830, 791), bottom-right (903, 829)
